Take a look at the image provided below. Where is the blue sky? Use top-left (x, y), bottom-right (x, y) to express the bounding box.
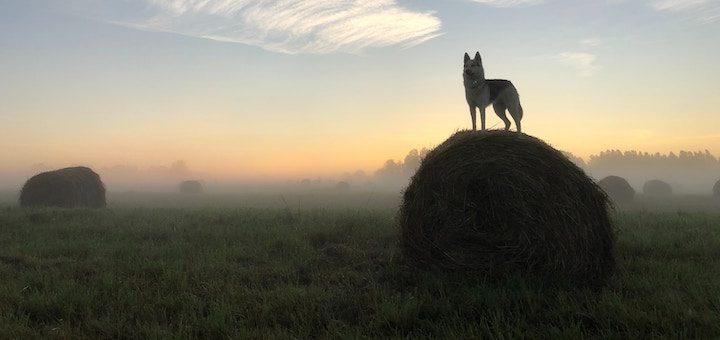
top-left (1, 0), bottom-right (719, 182)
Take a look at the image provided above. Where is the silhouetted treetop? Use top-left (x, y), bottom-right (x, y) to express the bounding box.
top-left (588, 149), bottom-right (718, 168)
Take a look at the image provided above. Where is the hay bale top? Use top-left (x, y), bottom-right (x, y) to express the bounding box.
top-left (179, 180), bottom-right (203, 194)
top-left (597, 175), bottom-right (635, 204)
top-left (20, 166), bottom-right (106, 208)
top-left (400, 130), bottom-right (615, 287)
top-left (643, 179), bottom-right (673, 196)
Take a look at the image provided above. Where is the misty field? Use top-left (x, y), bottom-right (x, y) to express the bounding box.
top-left (1, 201), bottom-right (720, 338)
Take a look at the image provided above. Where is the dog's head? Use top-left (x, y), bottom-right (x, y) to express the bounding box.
top-left (463, 51), bottom-right (484, 79)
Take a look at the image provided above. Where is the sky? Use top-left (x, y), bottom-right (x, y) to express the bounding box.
top-left (1, 0), bottom-right (719, 187)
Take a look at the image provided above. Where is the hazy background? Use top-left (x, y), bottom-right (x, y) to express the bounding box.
top-left (1, 0), bottom-right (719, 195)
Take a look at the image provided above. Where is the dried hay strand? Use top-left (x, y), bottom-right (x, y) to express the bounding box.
top-left (20, 166), bottom-right (106, 208)
top-left (399, 130), bottom-right (615, 287)
top-left (179, 180), bottom-right (204, 194)
top-left (643, 179), bottom-right (673, 197)
top-left (598, 176), bottom-right (635, 206)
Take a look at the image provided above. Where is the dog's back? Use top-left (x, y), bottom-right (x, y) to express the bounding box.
top-left (486, 79), bottom-right (514, 103)
top-left (486, 79), bottom-right (522, 118)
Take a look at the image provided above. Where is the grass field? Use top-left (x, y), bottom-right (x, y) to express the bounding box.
top-left (1, 199), bottom-right (720, 338)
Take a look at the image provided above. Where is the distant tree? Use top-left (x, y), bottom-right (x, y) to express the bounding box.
top-left (588, 149), bottom-right (718, 169)
top-left (179, 180), bottom-right (203, 194)
top-left (403, 149), bottom-right (422, 177)
top-left (342, 170), bottom-right (370, 186)
top-left (373, 148), bottom-right (432, 188)
top-left (336, 181), bottom-right (350, 190)
top-left (149, 160), bottom-right (191, 177)
top-left (374, 159), bottom-right (403, 179)
top-left (561, 151), bottom-right (587, 169)
top-left (586, 149), bottom-right (719, 194)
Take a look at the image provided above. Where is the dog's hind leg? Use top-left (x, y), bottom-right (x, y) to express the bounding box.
top-left (493, 103), bottom-right (511, 131)
top-left (469, 105), bottom-right (477, 130)
top-left (508, 103), bottom-right (522, 133)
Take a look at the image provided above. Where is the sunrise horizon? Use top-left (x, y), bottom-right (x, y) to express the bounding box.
top-left (2, 0), bottom-right (719, 189)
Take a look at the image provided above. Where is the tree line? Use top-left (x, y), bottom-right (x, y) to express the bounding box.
top-left (368, 148), bottom-right (720, 193)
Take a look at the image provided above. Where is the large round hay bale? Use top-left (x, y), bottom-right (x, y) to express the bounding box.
top-left (597, 176), bottom-right (635, 206)
top-left (714, 180), bottom-right (720, 199)
top-left (400, 130), bottom-right (615, 287)
top-left (179, 180), bottom-right (203, 194)
top-left (643, 179), bottom-right (672, 197)
top-left (20, 166), bottom-right (106, 208)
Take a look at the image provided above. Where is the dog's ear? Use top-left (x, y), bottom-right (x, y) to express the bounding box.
top-left (464, 52), bottom-right (470, 64)
top-left (475, 51), bottom-right (481, 62)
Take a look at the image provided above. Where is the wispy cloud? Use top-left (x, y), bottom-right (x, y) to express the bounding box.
top-left (465, 0), bottom-right (544, 7)
top-left (105, 0), bottom-right (442, 54)
top-left (580, 38), bottom-right (603, 48)
top-left (466, 0), bottom-right (720, 21)
top-left (651, 0), bottom-right (708, 10)
top-left (555, 52), bottom-right (601, 77)
top-left (649, 0), bottom-right (720, 22)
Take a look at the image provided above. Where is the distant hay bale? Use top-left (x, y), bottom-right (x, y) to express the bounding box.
top-left (714, 180), bottom-right (720, 199)
top-left (399, 130), bottom-right (615, 287)
top-left (20, 166), bottom-right (106, 208)
top-left (179, 180), bottom-right (203, 194)
top-left (643, 179), bottom-right (673, 197)
top-left (597, 176), bottom-right (635, 206)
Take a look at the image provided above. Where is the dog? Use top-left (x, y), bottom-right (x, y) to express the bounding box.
top-left (463, 52), bottom-right (523, 132)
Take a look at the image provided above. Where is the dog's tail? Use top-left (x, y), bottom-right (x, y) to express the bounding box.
top-left (518, 103), bottom-right (524, 119)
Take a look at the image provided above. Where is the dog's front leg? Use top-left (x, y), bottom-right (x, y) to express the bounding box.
top-left (479, 106), bottom-right (486, 131)
top-left (469, 105), bottom-right (477, 131)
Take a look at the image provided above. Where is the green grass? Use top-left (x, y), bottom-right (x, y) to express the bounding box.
top-left (1, 207), bottom-right (719, 338)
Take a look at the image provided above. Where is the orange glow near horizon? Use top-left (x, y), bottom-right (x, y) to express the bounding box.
top-left (3, 98), bottom-right (719, 183)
